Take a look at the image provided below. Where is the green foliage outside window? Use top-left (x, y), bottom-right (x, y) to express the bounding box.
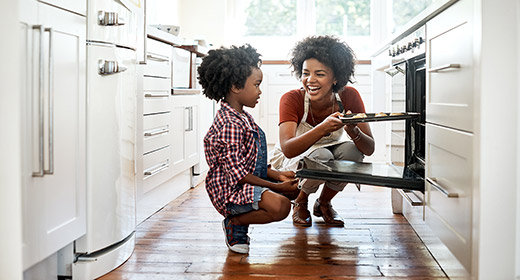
top-left (392, 0), bottom-right (434, 33)
top-left (244, 0), bottom-right (297, 36)
top-left (315, 0), bottom-right (370, 37)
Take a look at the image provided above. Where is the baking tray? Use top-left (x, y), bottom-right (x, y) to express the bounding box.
top-left (339, 112), bottom-right (420, 124)
top-left (296, 157), bottom-right (424, 191)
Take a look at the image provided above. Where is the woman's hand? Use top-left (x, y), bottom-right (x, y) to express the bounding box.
top-left (316, 111), bottom-right (345, 137)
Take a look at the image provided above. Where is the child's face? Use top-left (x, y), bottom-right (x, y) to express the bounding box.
top-left (238, 67), bottom-right (263, 108)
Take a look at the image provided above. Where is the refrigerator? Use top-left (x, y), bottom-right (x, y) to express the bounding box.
top-left (73, 0), bottom-right (144, 278)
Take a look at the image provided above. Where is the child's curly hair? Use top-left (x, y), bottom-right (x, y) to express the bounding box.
top-left (198, 44), bottom-right (262, 102)
top-left (290, 36), bottom-right (356, 93)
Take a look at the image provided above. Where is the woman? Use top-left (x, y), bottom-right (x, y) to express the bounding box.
top-left (269, 36), bottom-right (375, 227)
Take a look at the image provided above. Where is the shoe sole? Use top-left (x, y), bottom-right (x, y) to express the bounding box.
top-left (221, 220), bottom-right (249, 254)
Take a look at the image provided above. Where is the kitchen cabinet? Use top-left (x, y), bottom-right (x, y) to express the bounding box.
top-left (425, 0), bottom-right (475, 273)
top-left (170, 94), bottom-right (200, 177)
top-left (19, 0), bottom-right (86, 270)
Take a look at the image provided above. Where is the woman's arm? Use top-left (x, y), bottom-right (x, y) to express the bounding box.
top-left (345, 122), bottom-right (375, 156)
top-left (279, 112), bottom-right (346, 158)
top-left (267, 166), bottom-right (295, 182)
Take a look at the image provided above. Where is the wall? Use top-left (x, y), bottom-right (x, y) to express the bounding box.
top-left (179, 0), bottom-right (227, 47)
top-left (0, 1), bottom-right (23, 279)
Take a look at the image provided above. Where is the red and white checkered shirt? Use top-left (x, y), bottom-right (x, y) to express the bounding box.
top-left (204, 102), bottom-right (259, 216)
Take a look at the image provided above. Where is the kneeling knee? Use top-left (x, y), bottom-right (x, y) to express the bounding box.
top-left (272, 198), bottom-right (291, 221)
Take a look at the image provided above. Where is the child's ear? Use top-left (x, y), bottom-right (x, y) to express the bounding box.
top-left (230, 85), bottom-right (240, 94)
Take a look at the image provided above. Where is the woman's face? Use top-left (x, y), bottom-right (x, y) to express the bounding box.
top-left (301, 58), bottom-right (336, 101)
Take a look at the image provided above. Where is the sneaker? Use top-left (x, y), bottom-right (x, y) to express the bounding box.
top-left (222, 217), bottom-right (250, 254)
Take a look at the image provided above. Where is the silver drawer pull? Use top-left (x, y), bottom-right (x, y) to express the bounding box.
top-left (146, 53), bottom-right (169, 62)
top-left (98, 11), bottom-right (125, 26)
top-left (144, 92), bottom-right (170, 98)
top-left (426, 177), bottom-right (459, 198)
top-left (427, 64), bottom-right (460, 73)
top-left (397, 189), bottom-right (423, 206)
top-left (98, 60), bottom-right (127, 75)
top-left (144, 162), bottom-right (169, 176)
top-left (144, 127), bottom-right (169, 137)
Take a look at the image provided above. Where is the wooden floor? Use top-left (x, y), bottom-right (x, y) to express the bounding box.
top-left (99, 184), bottom-right (448, 279)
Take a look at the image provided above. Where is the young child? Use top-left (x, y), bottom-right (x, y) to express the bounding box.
top-left (199, 44), bottom-right (299, 254)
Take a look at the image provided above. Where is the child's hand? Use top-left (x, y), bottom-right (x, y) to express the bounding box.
top-left (275, 179), bottom-right (300, 200)
top-left (277, 170), bottom-right (296, 182)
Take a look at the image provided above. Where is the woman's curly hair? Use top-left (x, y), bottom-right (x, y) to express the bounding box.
top-left (198, 44), bottom-right (262, 102)
top-left (290, 36), bottom-right (356, 93)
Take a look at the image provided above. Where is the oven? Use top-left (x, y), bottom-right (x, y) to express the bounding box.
top-left (296, 25), bottom-right (427, 193)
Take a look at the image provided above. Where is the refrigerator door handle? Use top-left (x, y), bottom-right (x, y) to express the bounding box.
top-left (98, 60), bottom-right (127, 75)
top-left (98, 11), bottom-right (125, 26)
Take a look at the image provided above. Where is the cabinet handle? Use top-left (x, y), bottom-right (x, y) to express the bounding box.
top-left (397, 189), bottom-right (423, 206)
top-left (146, 53), bottom-right (169, 62)
top-left (144, 92), bottom-right (170, 98)
top-left (32, 26), bottom-right (54, 177)
top-left (426, 177), bottom-right (459, 198)
top-left (98, 60), bottom-right (127, 75)
top-left (98, 11), bottom-right (125, 26)
top-left (33, 25), bottom-right (45, 177)
top-left (144, 162), bottom-right (169, 177)
top-left (144, 127), bottom-right (169, 137)
top-left (185, 107), bottom-right (193, 131)
top-left (427, 64), bottom-right (460, 73)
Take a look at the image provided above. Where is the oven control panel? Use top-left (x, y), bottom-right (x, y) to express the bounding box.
top-left (389, 25), bottom-right (426, 59)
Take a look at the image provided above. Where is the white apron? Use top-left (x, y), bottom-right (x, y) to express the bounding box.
top-left (269, 91), bottom-right (348, 171)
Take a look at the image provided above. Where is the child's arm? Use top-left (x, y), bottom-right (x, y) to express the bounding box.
top-left (238, 173), bottom-right (298, 193)
top-left (267, 166), bottom-right (295, 182)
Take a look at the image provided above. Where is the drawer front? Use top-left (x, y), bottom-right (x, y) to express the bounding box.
top-left (87, 0), bottom-right (137, 48)
top-left (144, 94), bottom-right (170, 115)
top-left (145, 39), bottom-right (172, 78)
top-left (143, 113), bottom-right (171, 154)
top-left (426, 0), bottom-right (473, 132)
top-left (143, 146), bottom-right (171, 193)
top-left (425, 123), bottom-right (473, 270)
top-left (143, 76), bottom-right (171, 91)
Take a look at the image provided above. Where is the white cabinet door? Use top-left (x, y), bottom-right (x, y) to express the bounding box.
top-left (170, 94), bottom-right (200, 177)
top-left (20, 2), bottom-right (86, 270)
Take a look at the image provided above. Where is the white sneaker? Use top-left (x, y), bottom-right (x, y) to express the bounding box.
top-left (222, 218), bottom-right (250, 254)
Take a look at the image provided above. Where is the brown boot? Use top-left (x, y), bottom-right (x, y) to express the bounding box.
top-left (292, 202), bottom-right (311, 227)
top-left (313, 200), bottom-right (344, 227)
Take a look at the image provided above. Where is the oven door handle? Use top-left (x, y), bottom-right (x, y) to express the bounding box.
top-left (384, 65), bottom-right (405, 77)
top-left (427, 63), bottom-right (460, 73)
top-left (426, 177), bottom-right (459, 198)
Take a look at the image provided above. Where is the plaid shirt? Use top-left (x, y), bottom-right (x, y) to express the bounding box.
top-left (204, 102), bottom-right (259, 216)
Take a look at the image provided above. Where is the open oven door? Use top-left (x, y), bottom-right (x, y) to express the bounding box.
top-left (296, 157), bottom-right (424, 192)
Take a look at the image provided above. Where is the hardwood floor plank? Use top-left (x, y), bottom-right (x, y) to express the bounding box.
top-left (98, 184), bottom-right (448, 279)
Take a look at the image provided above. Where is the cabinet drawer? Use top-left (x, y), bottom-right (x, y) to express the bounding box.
top-left (144, 59), bottom-right (171, 78)
top-left (143, 146), bottom-right (171, 192)
top-left (143, 113), bottom-right (171, 154)
top-left (426, 0), bottom-right (473, 132)
top-left (144, 94), bottom-right (170, 115)
top-left (425, 123), bottom-right (473, 270)
top-left (143, 76), bottom-right (171, 91)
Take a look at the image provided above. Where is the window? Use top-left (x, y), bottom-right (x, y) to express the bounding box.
top-left (227, 0), bottom-right (436, 59)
